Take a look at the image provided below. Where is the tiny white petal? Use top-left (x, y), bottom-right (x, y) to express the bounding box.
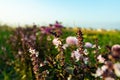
top-left (97, 55), bottom-right (105, 63)
top-left (101, 65), bottom-right (108, 72)
top-left (95, 68), bottom-right (104, 77)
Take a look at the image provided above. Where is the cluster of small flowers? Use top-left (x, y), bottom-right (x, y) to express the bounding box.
top-left (71, 49), bottom-right (89, 63)
top-left (52, 35), bottom-right (95, 63)
top-left (52, 37), bottom-right (70, 50)
top-left (29, 48), bottom-right (40, 79)
top-left (94, 62), bottom-right (120, 80)
top-left (71, 49), bottom-right (81, 62)
top-left (40, 21), bottom-right (63, 35)
top-left (29, 48), bottom-right (39, 58)
top-left (94, 44), bottom-right (120, 80)
top-left (66, 36), bottom-right (92, 62)
top-left (52, 38), bottom-right (62, 48)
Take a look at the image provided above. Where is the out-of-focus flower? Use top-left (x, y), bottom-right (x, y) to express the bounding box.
top-left (104, 77), bottom-right (115, 80)
top-left (94, 65), bottom-right (108, 77)
top-left (35, 51), bottom-right (39, 57)
top-left (92, 44), bottom-right (101, 49)
top-left (40, 62), bottom-right (44, 67)
top-left (71, 49), bottom-right (81, 62)
top-left (84, 49), bottom-right (89, 55)
top-left (101, 65), bottom-right (108, 72)
top-left (62, 44), bottom-right (69, 50)
top-left (30, 35), bottom-right (36, 41)
top-left (85, 42), bottom-right (93, 48)
top-left (67, 75), bottom-right (72, 80)
top-left (113, 63), bottom-right (120, 77)
top-left (92, 44), bottom-right (96, 48)
top-left (40, 27), bottom-right (52, 34)
top-left (97, 55), bottom-right (105, 63)
top-left (52, 38), bottom-right (61, 47)
top-left (111, 44), bottom-right (120, 57)
top-left (29, 47), bottom-right (39, 77)
top-left (29, 48), bottom-right (35, 54)
top-left (29, 48), bottom-right (39, 57)
top-left (66, 36), bottom-right (78, 45)
top-left (83, 57), bottom-right (88, 64)
top-left (95, 68), bottom-right (104, 77)
top-left (98, 46), bottom-right (101, 49)
top-left (53, 21), bottom-right (63, 28)
top-left (18, 50), bottom-right (22, 55)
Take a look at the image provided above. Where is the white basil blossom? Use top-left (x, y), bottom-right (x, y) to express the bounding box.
top-left (67, 75), bottom-right (72, 80)
top-left (84, 49), bottom-right (89, 55)
top-left (101, 65), bottom-right (108, 72)
top-left (18, 50), bottom-right (22, 55)
top-left (97, 55), bottom-right (105, 63)
top-left (29, 48), bottom-right (35, 54)
top-left (62, 44), bottom-right (69, 50)
top-left (94, 65), bottom-right (108, 77)
top-left (29, 48), bottom-right (39, 57)
top-left (40, 63), bottom-right (44, 67)
top-left (71, 49), bottom-right (81, 62)
top-left (83, 57), bottom-right (88, 64)
top-left (95, 68), bottom-right (104, 77)
top-left (52, 38), bottom-right (62, 47)
top-left (35, 51), bottom-right (39, 57)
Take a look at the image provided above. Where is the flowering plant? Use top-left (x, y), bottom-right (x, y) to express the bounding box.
top-left (8, 22), bottom-right (120, 80)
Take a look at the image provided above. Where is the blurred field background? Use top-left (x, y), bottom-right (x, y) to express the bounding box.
top-left (0, 24), bottom-right (120, 79)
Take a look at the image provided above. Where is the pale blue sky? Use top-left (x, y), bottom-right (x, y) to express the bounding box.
top-left (0, 0), bottom-right (120, 29)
